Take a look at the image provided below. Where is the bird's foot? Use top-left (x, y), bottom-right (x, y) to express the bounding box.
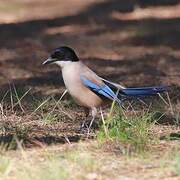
top-left (79, 119), bottom-right (98, 137)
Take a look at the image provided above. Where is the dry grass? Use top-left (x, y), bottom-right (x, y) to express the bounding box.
top-left (0, 141), bottom-right (179, 180)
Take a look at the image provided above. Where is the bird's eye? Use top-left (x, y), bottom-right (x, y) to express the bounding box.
top-left (54, 51), bottom-right (59, 56)
top-left (51, 53), bottom-right (56, 58)
top-left (51, 50), bottom-right (65, 60)
top-left (51, 51), bottom-right (60, 58)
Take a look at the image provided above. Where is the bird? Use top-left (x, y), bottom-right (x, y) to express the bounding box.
top-left (43, 46), bottom-right (167, 132)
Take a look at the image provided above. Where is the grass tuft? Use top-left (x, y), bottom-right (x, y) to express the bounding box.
top-left (97, 104), bottom-right (157, 154)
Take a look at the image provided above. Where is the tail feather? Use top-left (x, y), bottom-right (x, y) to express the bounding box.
top-left (121, 86), bottom-right (168, 97)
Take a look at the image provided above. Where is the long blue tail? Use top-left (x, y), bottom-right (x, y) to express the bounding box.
top-left (121, 86), bottom-right (168, 97)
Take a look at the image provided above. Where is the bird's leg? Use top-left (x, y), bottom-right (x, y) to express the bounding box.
top-left (87, 107), bottom-right (97, 136)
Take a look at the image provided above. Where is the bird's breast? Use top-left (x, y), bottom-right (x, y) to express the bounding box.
top-left (61, 64), bottom-right (102, 108)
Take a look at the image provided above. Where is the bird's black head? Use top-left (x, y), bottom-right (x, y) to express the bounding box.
top-left (51, 46), bottom-right (79, 62)
top-left (43, 46), bottom-right (79, 65)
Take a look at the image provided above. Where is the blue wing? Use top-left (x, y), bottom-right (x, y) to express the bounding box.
top-left (80, 76), bottom-right (121, 104)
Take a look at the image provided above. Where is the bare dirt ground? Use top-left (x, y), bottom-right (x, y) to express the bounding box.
top-left (0, 0), bottom-right (180, 179)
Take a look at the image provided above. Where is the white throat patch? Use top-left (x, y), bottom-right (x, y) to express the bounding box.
top-left (54, 61), bottom-right (72, 68)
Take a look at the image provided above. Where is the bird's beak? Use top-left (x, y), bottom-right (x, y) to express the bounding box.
top-left (42, 57), bottom-right (57, 65)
